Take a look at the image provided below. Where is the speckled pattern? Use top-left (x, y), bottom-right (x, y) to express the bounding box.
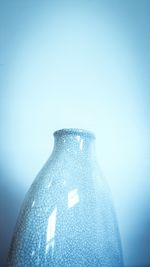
top-left (7, 128), bottom-right (124, 266)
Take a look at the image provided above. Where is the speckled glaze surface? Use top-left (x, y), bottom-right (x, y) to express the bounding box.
top-left (8, 128), bottom-right (124, 266)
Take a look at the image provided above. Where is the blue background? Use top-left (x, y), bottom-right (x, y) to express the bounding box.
top-left (0, 1), bottom-right (150, 266)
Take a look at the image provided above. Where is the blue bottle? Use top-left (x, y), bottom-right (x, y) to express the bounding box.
top-left (8, 129), bottom-right (124, 266)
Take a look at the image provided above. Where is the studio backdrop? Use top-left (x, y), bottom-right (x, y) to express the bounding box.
top-left (0, 1), bottom-right (150, 266)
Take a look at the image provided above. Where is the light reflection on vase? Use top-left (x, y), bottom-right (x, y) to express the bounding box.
top-left (8, 128), bottom-right (124, 266)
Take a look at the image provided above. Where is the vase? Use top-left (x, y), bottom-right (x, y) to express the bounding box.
top-left (8, 128), bottom-right (124, 266)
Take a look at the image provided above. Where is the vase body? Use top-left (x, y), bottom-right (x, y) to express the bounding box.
top-left (8, 129), bottom-right (124, 267)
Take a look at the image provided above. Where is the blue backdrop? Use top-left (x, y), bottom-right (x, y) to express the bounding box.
top-left (0, 1), bottom-right (150, 266)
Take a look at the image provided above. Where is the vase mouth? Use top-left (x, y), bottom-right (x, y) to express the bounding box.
top-left (54, 128), bottom-right (96, 139)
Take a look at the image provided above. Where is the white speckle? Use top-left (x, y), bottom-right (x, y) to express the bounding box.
top-left (31, 201), bottom-right (35, 208)
top-left (76, 136), bottom-right (80, 142)
top-left (68, 189), bottom-right (79, 208)
top-left (31, 250), bottom-right (35, 257)
top-left (48, 181), bottom-right (52, 188)
top-left (80, 140), bottom-right (83, 150)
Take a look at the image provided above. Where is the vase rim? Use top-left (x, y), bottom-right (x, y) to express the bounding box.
top-left (54, 128), bottom-right (95, 139)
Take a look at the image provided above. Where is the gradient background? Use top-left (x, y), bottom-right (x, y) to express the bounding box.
top-left (0, 0), bottom-right (150, 266)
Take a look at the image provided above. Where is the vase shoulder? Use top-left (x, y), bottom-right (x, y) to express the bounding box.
top-left (8, 129), bottom-right (124, 267)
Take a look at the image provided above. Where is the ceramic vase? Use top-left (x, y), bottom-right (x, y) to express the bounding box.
top-left (8, 128), bottom-right (124, 266)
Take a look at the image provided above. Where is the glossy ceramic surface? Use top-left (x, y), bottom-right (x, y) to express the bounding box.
top-left (8, 128), bottom-right (124, 266)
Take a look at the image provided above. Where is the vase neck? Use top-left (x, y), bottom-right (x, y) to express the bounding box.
top-left (53, 129), bottom-right (96, 159)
